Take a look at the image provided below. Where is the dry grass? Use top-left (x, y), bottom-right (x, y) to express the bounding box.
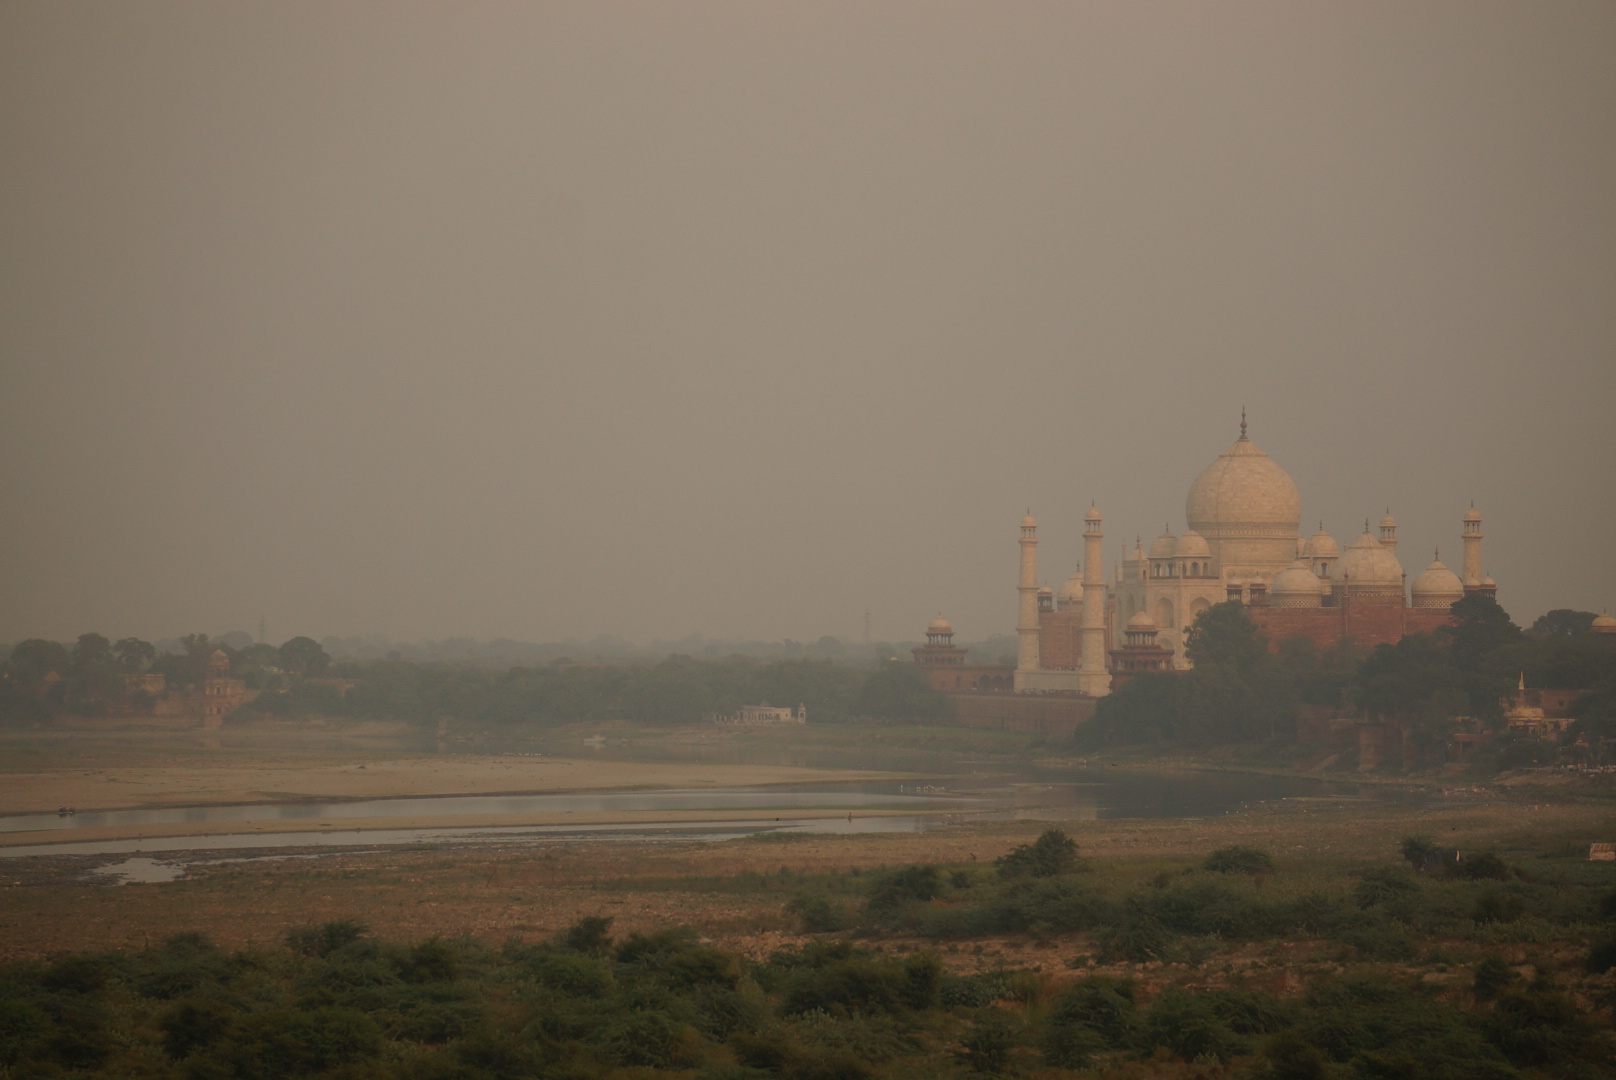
top-left (3, 799), bottom-right (1609, 964)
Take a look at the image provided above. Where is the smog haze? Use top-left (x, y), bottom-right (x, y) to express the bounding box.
top-left (3, 2), bottom-right (1613, 646)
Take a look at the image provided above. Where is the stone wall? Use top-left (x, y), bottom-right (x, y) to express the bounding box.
top-left (1248, 603), bottom-right (1454, 653)
top-left (945, 692), bottom-right (1096, 735)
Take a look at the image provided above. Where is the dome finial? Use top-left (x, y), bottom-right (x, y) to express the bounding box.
top-left (1239, 406), bottom-right (1247, 440)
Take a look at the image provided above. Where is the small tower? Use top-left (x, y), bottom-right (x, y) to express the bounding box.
top-left (1078, 506), bottom-right (1112, 697)
top-left (1461, 505), bottom-right (1484, 589)
top-left (1014, 514), bottom-right (1042, 689)
top-left (1378, 511), bottom-right (1398, 557)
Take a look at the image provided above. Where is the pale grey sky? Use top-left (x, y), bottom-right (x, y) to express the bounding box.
top-left (2, 2), bottom-right (1613, 645)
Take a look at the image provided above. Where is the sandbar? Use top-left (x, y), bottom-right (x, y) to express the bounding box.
top-left (0, 755), bottom-right (906, 817)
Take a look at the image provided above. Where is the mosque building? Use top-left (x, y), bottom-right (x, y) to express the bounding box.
top-left (917, 416), bottom-right (1497, 699)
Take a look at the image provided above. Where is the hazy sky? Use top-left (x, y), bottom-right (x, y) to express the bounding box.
top-left (3, 2), bottom-right (1613, 646)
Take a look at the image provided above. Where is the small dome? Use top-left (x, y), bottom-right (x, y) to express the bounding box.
top-left (1126, 611), bottom-right (1156, 631)
top-left (1410, 556), bottom-right (1464, 608)
top-left (1149, 529), bottom-right (1177, 559)
top-left (1037, 586), bottom-right (1054, 598)
top-left (1339, 528), bottom-right (1405, 591)
top-left (1057, 570), bottom-right (1084, 604)
top-left (1270, 560), bottom-right (1325, 607)
top-left (1174, 530), bottom-right (1211, 559)
top-left (1084, 506), bottom-right (1102, 522)
top-left (1021, 514), bottom-right (1037, 528)
top-left (210, 649), bottom-right (230, 660)
top-left (927, 616), bottom-right (953, 635)
top-left (1303, 527), bottom-right (1340, 560)
top-left (1591, 613), bottom-right (1616, 635)
top-left (1481, 575), bottom-right (1496, 587)
top-left (1463, 506), bottom-right (1482, 522)
top-left (1380, 512), bottom-right (1397, 529)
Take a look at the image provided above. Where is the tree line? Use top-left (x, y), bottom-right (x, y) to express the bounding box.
top-left (1078, 596), bottom-right (1616, 764)
top-left (0, 634), bottom-right (946, 729)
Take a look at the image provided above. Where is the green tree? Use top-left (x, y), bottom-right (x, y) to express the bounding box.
top-left (996, 829), bottom-right (1082, 878)
top-left (1441, 594), bottom-right (1521, 719)
top-left (278, 637), bottom-right (331, 678)
top-left (1530, 609), bottom-right (1598, 637)
top-left (1352, 634), bottom-right (1460, 718)
top-left (1184, 600), bottom-right (1269, 673)
top-left (71, 633), bottom-right (112, 669)
top-left (9, 639), bottom-right (70, 680)
top-left (855, 661), bottom-right (944, 721)
top-left (113, 638), bottom-right (156, 672)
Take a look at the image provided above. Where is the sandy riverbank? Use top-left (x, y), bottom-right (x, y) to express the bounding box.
top-left (0, 755), bottom-right (908, 816)
top-left (4, 800), bottom-right (1605, 961)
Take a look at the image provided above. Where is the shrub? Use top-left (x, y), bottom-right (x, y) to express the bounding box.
top-left (1101, 915), bottom-right (1173, 962)
top-left (133, 933), bottom-right (237, 999)
top-left (864, 865), bottom-right (942, 912)
top-left (1250, 1029), bottom-right (1327, 1080)
top-left (200, 1005), bottom-right (384, 1079)
top-left (1400, 835), bottom-right (1440, 870)
top-left (787, 892), bottom-right (849, 933)
top-left (523, 951), bottom-right (615, 998)
top-left (731, 1027), bottom-right (800, 1072)
top-left (1353, 866), bottom-right (1421, 909)
top-left (1472, 889), bottom-right (1526, 925)
top-left (285, 920), bottom-right (369, 958)
top-left (955, 1010), bottom-right (1017, 1073)
top-left (995, 829), bottom-right (1083, 879)
top-left (1473, 955), bottom-right (1519, 1000)
top-left (1046, 976), bottom-right (1136, 1049)
top-left (1586, 936), bottom-right (1616, 975)
top-left (780, 955), bottom-right (902, 1017)
top-left (1450, 852), bottom-right (1511, 881)
top-left (401, 938), bottom-right (460, 983)
top-left (1338, 922), bottom-right (1417, 962)
top-left (1483, 986), bottom-right (1604, 1067)
top-left (898, 952), bottom-right (942, 1010)
top-left (1138, 988), bottom-right (1244, 1063)
top-left (1203, 846), bottom-right (1275, 876)
top-left (939, 973), bottom-right (1011, 1009)
top-left (159, 998), bottom-right (236, 1059)
top-left (562, 915), bottom-right (614, 955)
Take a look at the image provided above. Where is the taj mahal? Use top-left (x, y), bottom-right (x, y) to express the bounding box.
top-left (914, 415), bottom-right (1496, 699)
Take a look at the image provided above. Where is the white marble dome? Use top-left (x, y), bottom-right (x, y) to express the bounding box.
top-left (1186, 434), bottom-right (1302, 534)
top-left (1149, 530), bottom-right (1178, 559)
top-left (927, 616), bottom-right (953, 635)
top-left (1270, 559), bottom-right (1325, 607)
top-left (1175, 530), bottom-right (1212, 559)
top-left (1410, 556), bottom-right (1464, 609)
top-left (1339, 528), bottom-right (1405, 595)
top-left (1126, 610), bottom-right (1156, 630)
top-left (1302, 527), bottom-right (1340, 560)
top-left (1591, 613), bottom-right (1616, 635)
top-left (1057, 570), bottom-right (1084, 605)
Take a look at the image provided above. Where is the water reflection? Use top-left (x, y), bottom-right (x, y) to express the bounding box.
top-left (0, 783), bottom-right (956, 834)
top-left (0, 767), bottom-right (1418, 860)
top-left (87, 857), bottom-right (184, 884)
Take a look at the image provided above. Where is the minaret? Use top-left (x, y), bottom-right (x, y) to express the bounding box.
top-left (1461, 505), bottom-right (1483, 589)
top-left (1378, 511), bottom-right (1398, 558)
top-left (1014, 513), bottom-right (1041, 689)
top-left (1078, 505), bottom-right (1112, 697)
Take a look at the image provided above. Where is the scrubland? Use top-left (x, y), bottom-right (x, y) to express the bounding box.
top-left (3, 797), bottom-right (1614, 1078)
